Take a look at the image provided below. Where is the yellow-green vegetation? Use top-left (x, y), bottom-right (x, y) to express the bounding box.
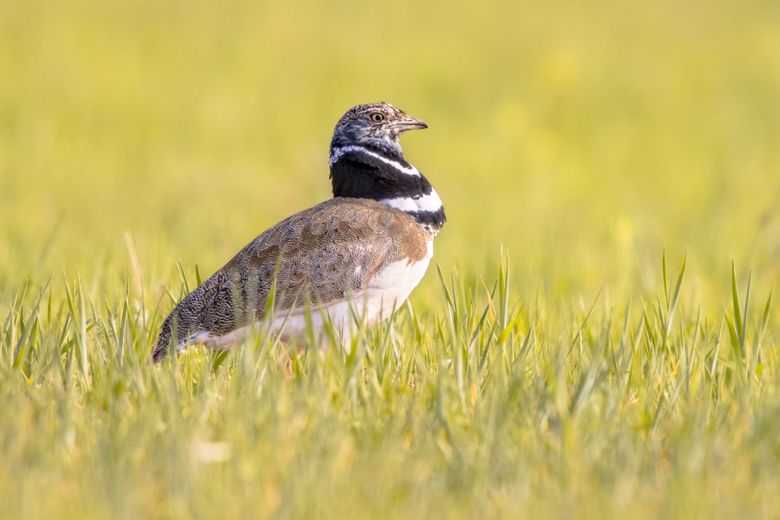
top-left (1, 0), bottom-right (779, 517)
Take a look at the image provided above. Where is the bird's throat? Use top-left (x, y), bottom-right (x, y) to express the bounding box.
top-left (329, 145), bottom-right (446, 232)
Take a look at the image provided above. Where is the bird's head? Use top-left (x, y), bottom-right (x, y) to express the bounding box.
top-left (330, 101), bottom-right (427, 158)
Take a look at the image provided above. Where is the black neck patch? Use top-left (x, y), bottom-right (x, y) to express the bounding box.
top-left (408, 207), bottom-right (447, 230)
top-left (329, 145), bottom-right (445, 231)
top-left (329, 147), bottom-right (433, 200)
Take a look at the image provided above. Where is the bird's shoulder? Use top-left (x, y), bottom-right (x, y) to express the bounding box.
top-left (222, 197), bottom-right (430, 279)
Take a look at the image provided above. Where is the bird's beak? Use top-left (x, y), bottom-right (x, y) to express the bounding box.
top-left (393, 116), bottom-right (428, 132)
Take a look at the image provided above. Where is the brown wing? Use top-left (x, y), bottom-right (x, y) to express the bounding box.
top-left (152, 198), bottom-right (428, 361)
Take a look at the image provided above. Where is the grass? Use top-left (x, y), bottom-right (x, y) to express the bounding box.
top-left (1, 256), bottom-right (777, 518)
top-left (1, 0), bottom-right (779, 517)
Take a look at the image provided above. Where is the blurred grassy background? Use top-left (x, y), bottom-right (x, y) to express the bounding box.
top-left (1, 0), bottom-right (780, 518)
top-left (1, 0), bottom-right (778, 305)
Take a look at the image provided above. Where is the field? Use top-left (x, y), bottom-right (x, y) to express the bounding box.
top-left (1, 0), bottom-right (779, 517)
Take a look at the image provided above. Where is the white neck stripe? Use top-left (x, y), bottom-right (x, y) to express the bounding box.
top-left (329, 145), bottom-right (421, 177)
top-left (380, 189), bottom-right (443, 213)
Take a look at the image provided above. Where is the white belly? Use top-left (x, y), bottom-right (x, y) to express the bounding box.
top-left (181, 239), bottom-right (434, 350)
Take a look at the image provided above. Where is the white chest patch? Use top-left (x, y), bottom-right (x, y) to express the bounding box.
top-left (379, 189), bottom-right (442, 214)
top-left (362, 239), bottom-right (434, 321)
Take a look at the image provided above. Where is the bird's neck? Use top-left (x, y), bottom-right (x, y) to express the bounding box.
top-left (329, 143), bottom-right (446, 233)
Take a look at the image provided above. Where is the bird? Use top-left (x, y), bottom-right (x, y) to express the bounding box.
top-left (152, 101), bottom-right (446, 362)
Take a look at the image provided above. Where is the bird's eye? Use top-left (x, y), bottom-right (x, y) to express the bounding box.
top-left (370, 113), bottom-right (385, 123)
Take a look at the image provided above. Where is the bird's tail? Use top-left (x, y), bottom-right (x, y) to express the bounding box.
top-left (151, 275), bottom-right (237, 363)
top-left (151, 311), bottom-right (183, 363)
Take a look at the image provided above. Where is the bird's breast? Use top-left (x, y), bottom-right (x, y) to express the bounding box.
top-left (363, 237), bottom-right (434, 321)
